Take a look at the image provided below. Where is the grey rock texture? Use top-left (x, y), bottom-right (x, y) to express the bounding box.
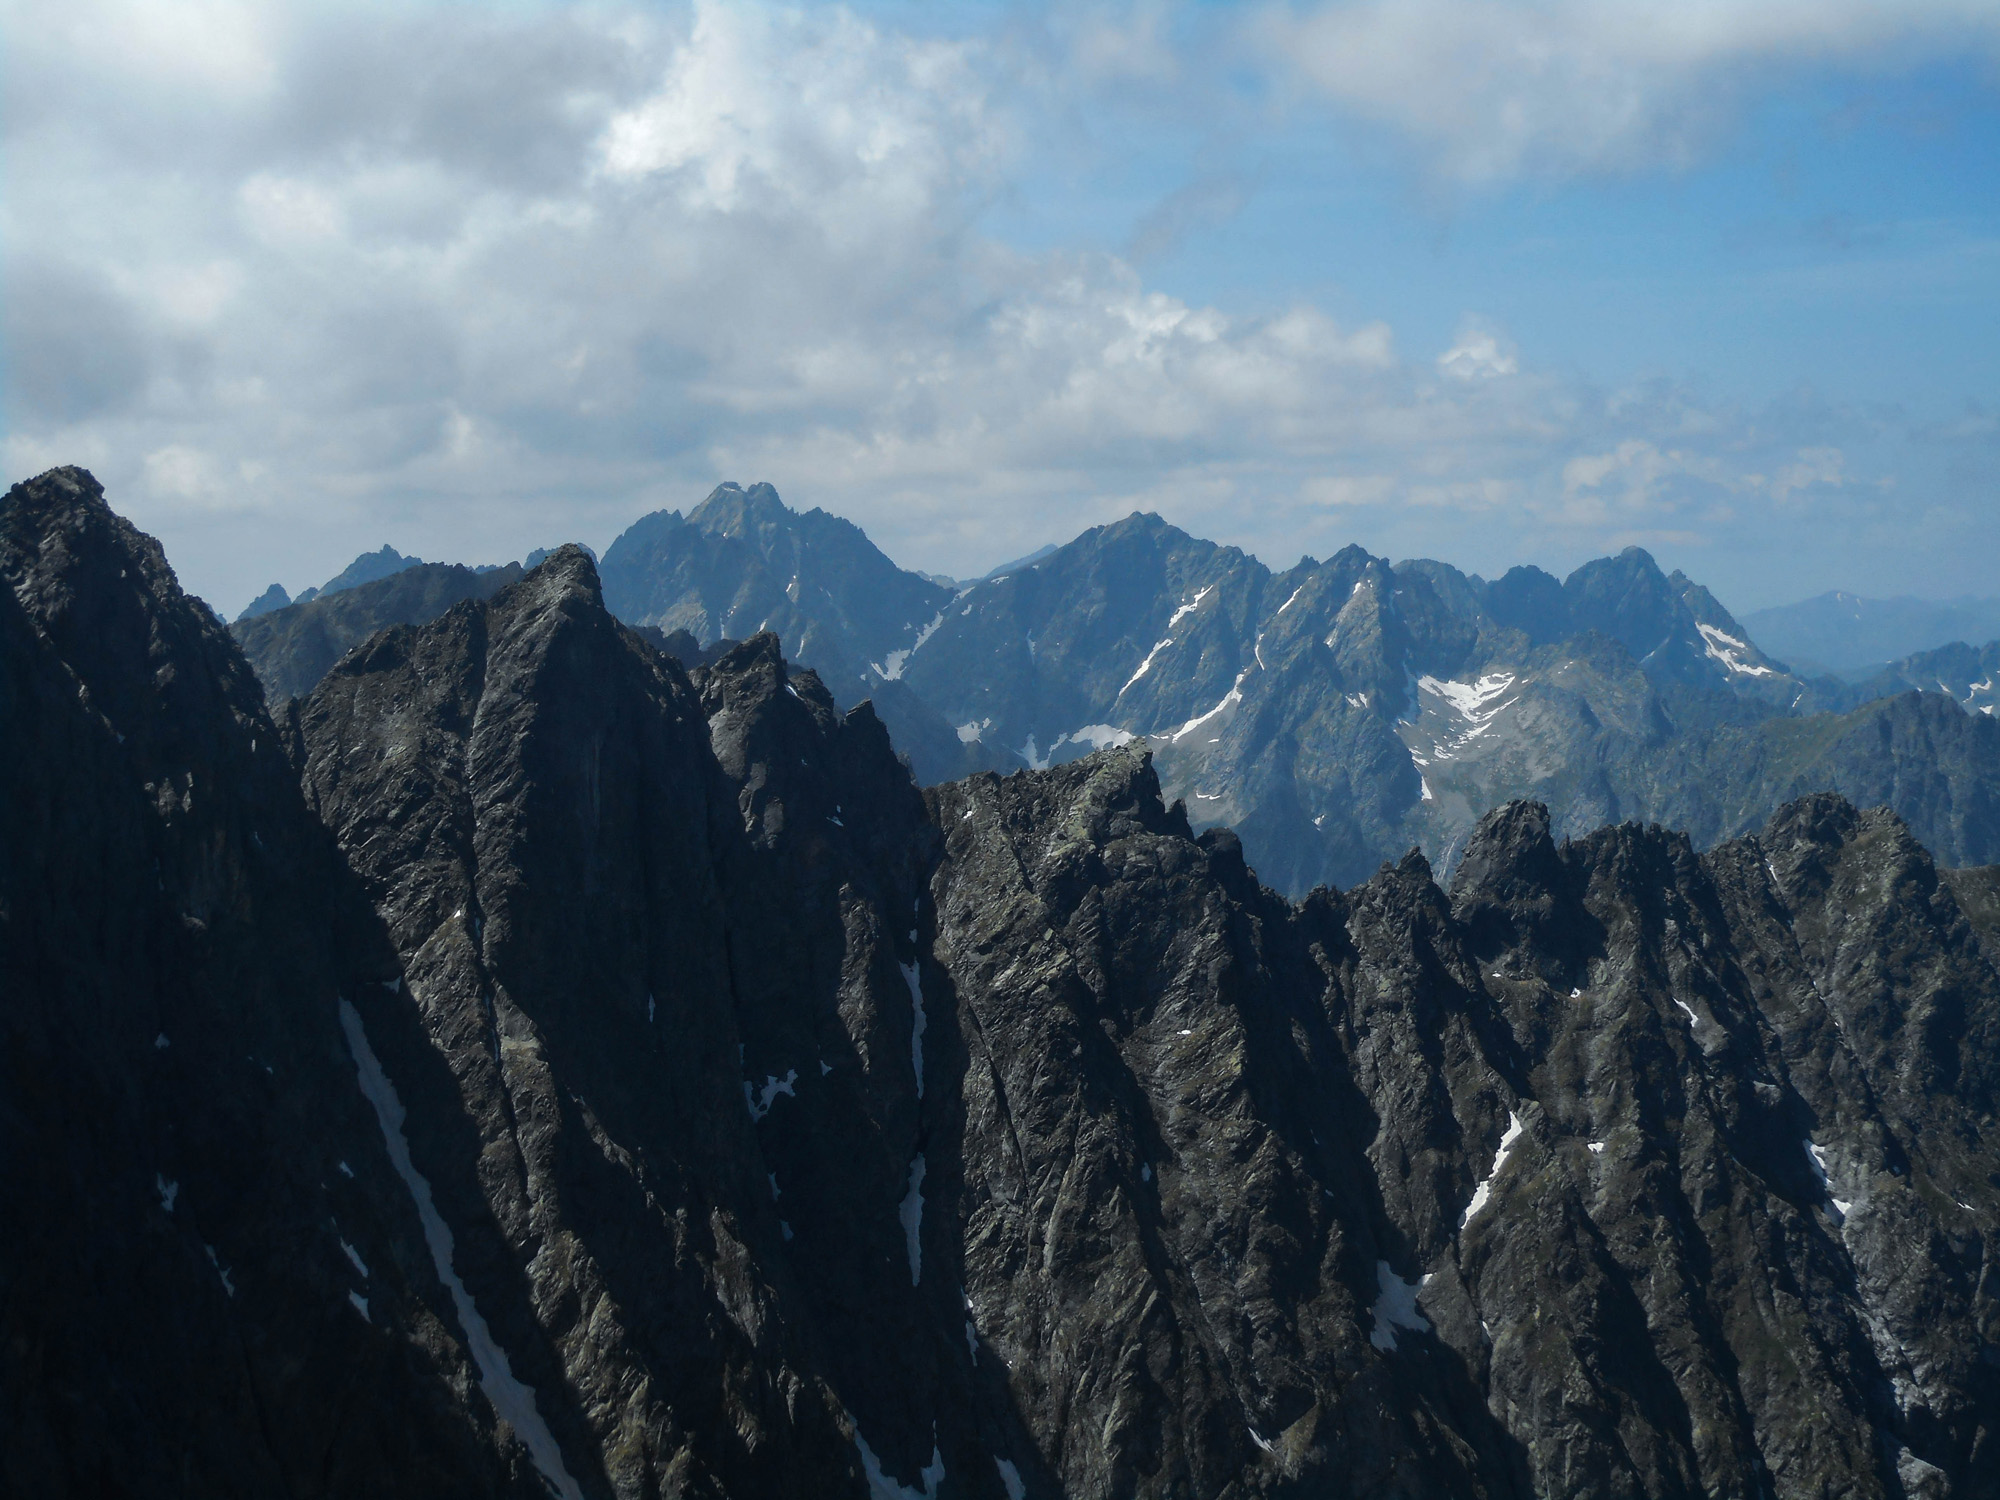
top-left (232, 558), bottom-right (524, 703)
top-left (236, 579), bottom-right (292, 620)
top-left (895, 514), bottom-right (2000, 889)
top-left (235, 489), bottom-right (2000, 898)
top-left (1856, 640), bottom-right (2000, 716)
top-left (0, 469), bottom-right (546, 1498)
top-left (295, 543), bottom-right (426, 606)
top-left (8, 467), bottom-right (2000, 1498)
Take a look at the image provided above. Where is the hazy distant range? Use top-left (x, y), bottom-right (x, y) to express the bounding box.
top-left (1743, 591), bottom-right (2000, 676)
top-left (245, 548), bottom-right (2000, 685)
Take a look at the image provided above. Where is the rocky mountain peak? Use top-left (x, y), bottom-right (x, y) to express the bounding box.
top-left (3, 465), bottom-right (270, 792)
top-left (10, 476), bottom-right (2000, 1497)
top-left (1482, 562), bottom-right (1568, 642)
top-left (1450, 799), bottom-right (1564, 911)
top-left (516, 540), bottom-right (603, 606)
top-left (688, 478), bottom-right (792, 537)
top-left (1562, 543), bottom-right (1681, 659)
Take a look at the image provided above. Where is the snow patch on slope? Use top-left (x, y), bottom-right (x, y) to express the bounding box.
top-left (1419, 673), bottom-right (1516, 735)
top-left (1805, 1139), bottom-right (1852, 1219)
top-left (1168, 585), bottom-right (1214, 628)
top-left (339, 1000), bottom-right (584, 1500)
top-left (744, 1069), bottom-right (799, 1122)
top-left (1459, 1111), bottom-right (1525, 1231)
top-left (1168, 667), bottom-right (1250, 742)
top-left (1696, 623), bottom-right (1776, 678)
top-left (853, 1424), bottom-right (945, 1500)
top-left (872, 608), bottom-right (948, 680)
top-left (1120, 637), bottom-right (1174, 695)
top-left (1066, 724), bottom-right (1136, 751)
top-left (1369, 1261), bottom-right (1432, 1350)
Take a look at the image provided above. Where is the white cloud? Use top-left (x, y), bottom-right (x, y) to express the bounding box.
top-left (0, 0), bottom-right (1959, 612)
top-left (1254, 0), bottom-right (2000, 182)
top-left (1765, 446), bottom-right (1847, 503)
top-left (1438, 321), bottom-right (1518, 381)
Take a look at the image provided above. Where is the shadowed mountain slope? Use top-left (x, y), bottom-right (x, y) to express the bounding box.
top-left (232, 560), bottom-right (525, 704)
top-left (0, 470), bottom-right (546, 1498)
top-left (8, 467), bottom-right (1999, 1498)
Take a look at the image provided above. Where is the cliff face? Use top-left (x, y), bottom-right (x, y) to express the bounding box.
top-left (230, 558), bottom-right (524, 703)
top-left (0, 469), bottom-right (542, 1498)
top-left (7, 468), bottom-right (1999, 1498)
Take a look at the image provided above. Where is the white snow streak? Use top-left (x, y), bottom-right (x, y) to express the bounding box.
top-left (853, 1424), bottom-right (945, 1500)
top-left (347, 1290), bottom-right (370, 1321)
top-left (1420, 776), bottom-right (1433, 802)
top-left (1587, 1141), bottom-right (1606, 1155)
top-left (156, 1174), bottom-right (179, 1213)
top-left (1167, 667), bottom-right (1250, 742)
top-left (1168, 586), bottom-right (1214, 629)
top-left (338, 1000), bottom-right (585, 1500)
top-left (744, 1069), bottom-right (799, 1122)
top-left (1053, 723), bottom-right (1135, 754)
top-left (994, 1457), bottom-right (1027, 1500)
top-left (1805, 1140), bottom-right (1852, 1218)
top-left (1459, 1111), bottom-right (1524, 1231)
top-left (1418, 673), bottom-right (1516, 738)
top-left (872, 608), bottom-right (948, 680)
top-left (1277, 585), bottom-right (1304, 615)
top-left (901, 961), bottom-right (927, 1098)
top-left (1369, 1261), bottom-right (1431, 1351)
top-left (900, 1156), bottom-right (926, 1285)
top-left (1696, 623), bottom-right (1776, 678)
top-left (1673, 998), bottom-right (1701, 1028)
top-left (340, 1238), bottom-right (370, 1279)
top-left (1119, 637), bottom-right (1174, 694)
top-left (205, 1243), bottom-right (235, 1298)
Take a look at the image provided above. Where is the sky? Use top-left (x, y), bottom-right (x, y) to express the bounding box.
top-left (4, 0), bottom-right (1998, 617)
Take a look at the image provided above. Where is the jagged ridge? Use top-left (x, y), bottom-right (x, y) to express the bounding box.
top-left (6, 467), bottom-right (1998, 1498)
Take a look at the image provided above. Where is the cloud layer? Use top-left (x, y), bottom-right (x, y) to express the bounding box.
top-left (1, 0), bottom-right (1990, 611)
top-left (1255, 0), bottom-right (2000, 182)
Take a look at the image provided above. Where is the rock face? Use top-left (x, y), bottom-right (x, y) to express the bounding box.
top-left (0, 470), bottom-right (544, 1498)
top-left (8, 467), bottom-right (2000, 1498)
top-left (597, 481), bottom-right (951, 686)
top-left (593, 493), bottom-right (2000, 892)
top-left (1858, 640), bottom-right (2000, 717)
top-left (597, 481), bottom-right (1001, 786)
top-left (232, 559), bottom-right (525, 703)
top-left (235, 488), bottom-right (2000, 895)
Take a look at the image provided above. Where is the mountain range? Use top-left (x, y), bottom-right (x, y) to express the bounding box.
top-left (9, 465), bottom-right (2000, 1498)
top-left (237, 480), bottom-right (2000, 894)
top-left (1741, 591), bottom-right (2000, 677)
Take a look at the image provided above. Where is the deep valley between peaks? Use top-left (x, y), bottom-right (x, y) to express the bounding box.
top-left (7, 465), bottom-right (2000, 1500)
